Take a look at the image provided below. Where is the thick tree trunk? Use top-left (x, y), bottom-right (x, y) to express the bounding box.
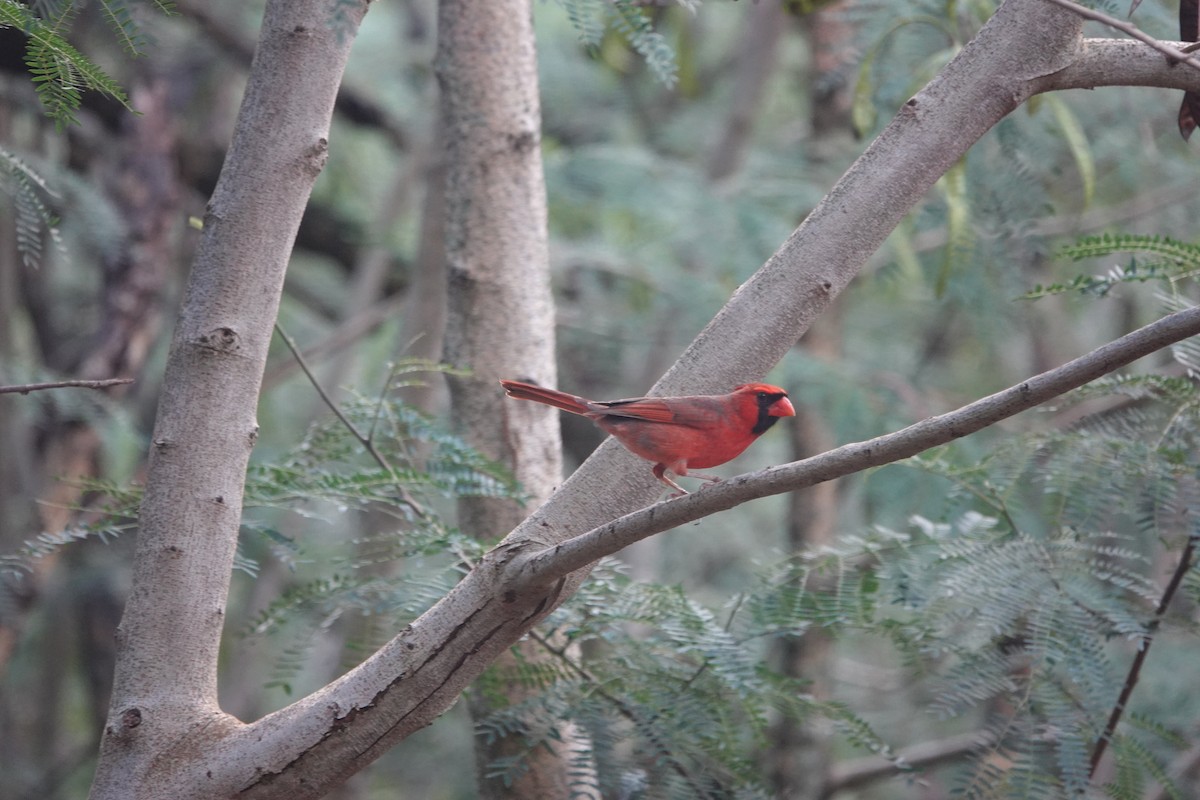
top-left (88, 3), bottom-right (368, 798)
top-left (434, 0), bottom-right (597, 795)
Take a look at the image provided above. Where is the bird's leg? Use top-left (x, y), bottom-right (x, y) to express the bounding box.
top-left (653, 463), bottom-right (689, 496)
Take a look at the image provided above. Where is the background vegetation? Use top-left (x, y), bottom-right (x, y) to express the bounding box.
top-left (3, 0), bottom-right (1200, 798)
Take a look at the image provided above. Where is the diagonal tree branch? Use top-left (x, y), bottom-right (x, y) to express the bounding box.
top-left (511, 305), bottom-right (1200, 590)
top-left (1089, 535), bottom-right (1198, 779)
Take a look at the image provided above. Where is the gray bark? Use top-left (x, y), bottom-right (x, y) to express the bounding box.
top-left (82, 1), bottom-right (1200, 797)
top-left (434, 0), bottom-right (595, 796)
top-left (88, 2), bottom-right (368, 798)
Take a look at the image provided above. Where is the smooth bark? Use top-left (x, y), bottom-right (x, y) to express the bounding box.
top-left (434, 0), bottom-right (595, 795)
top-left (88, 2), bottom-right (368, 798)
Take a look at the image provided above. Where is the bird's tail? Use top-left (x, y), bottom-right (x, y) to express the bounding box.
top-left (499, 379), bottom-right (592, 416)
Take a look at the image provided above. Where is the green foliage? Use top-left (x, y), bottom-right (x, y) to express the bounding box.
top-left (1, 373), bottom-right (519, 700)
top-left (100, 0), bottom-right (163, 56)
top-left (0, 475), bottom-right (139, 579)
top-left (1025, 235), bottom-right (1200, 298)
top-left (229, 369), bottom-right (521, 693)
top-left (470, 556), bottom-right (891, 799)
top-left (1, 0), bottom-right (174, 129)
top-left (0, 146), bottom-right (63, 268)
top-left (553, 0), bottom-right (679, 86)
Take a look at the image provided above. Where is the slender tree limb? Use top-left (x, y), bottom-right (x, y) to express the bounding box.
top-left (0, 378), bottom-right (133, 395)
top-left (1041, 0), bottom-right (1200, 73)
top-left (822, 730), bottom-right (997, 798)
top-left (1089, 535), bottom-right (1197, 779)
top-left (511, 305), bottom-right (1200, 590)
top-left (1036, 38), bottom-right (1200, 93)
top-left (274, 324), bottom-right (426, 518)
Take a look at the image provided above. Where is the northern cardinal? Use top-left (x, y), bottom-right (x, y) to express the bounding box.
top-left (499, 379), bottom-right (796, 494)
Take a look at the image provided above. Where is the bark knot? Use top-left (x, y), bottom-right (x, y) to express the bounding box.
top-left (507, 130), bottom-right (537, 153)
top-left (303, 138), bottom-right (330, 176)
top-left (195, 326), bottom-right (240, 354)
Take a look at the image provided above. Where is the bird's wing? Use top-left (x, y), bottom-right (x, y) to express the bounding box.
top-left (593, 396), bottom-right (720, 428)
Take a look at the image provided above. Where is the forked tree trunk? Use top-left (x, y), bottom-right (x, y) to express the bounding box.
top-left (88, 3), bottom-right (369, 797)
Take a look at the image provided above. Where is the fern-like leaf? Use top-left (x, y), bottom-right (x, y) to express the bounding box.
top-left (99, 0), bottom-right (147, 56)
top-left (609, 1), bottom-right (677, 87)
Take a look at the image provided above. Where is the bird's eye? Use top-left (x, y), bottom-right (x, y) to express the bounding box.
top-left (757, 391), bottom-right (768, 399)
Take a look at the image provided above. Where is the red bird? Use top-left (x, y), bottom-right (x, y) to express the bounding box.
top-left (499, 379), bottom-right (796, 494)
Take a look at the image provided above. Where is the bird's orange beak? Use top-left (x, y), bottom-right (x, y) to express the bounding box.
top-left (774, 396), bottom-right (796, 417)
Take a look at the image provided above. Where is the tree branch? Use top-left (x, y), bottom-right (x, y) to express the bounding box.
top-left (823, 730), bottom-right (997, 798)
top-left (1041, 0), bottom-right (1200, 73)
top-left (0, 378), bottom-right (133, 395)
top-left (1089, 535), bottom-right (1197, 779)
top-left (1036, 38), bottom-right (1200, 93)
top-left (512, 305), bottom-right (1200, 590)
top-left (273, 323), bottom-right (425, 517)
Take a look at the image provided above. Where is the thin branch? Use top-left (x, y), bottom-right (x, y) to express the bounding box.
top-left (1089, 535), bottom-right (1197, 779)
top-left (0, 378), bottom-right (133, 395)
top-left (274, 323), bottom-right (426, 518)
top-left (823, 730), bottom-right (997, 797)
top-left (1041, 0), bottom-right (1200, 73)
top-left (511, 305), bottom-right (1200, 590)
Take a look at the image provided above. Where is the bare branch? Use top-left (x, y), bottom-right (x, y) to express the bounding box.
top-left (823, 730), bottom-right (997, 797)
top-left (0, 378), bottom-right (133, 396)
top-left (274, 323), bottom-right (426, 518)
top-left (1041, 0), bottom-right (1200, 73)
top-left (1034, 38), bottom-right (1200, 93)
top-left (1090, 536), bottom-right (1197, 778)
top-left (512, 305), bottom-right (1200, 589)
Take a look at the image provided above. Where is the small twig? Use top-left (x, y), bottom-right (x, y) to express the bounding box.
top-left (1041, 0), bottom-right (1200, 73)
top-left (0, 378), bottom-right (133, 396)
top-left (274, 324), bottom-right (426, 518)
top-left (1089, 535), bottom-right (1197, 779)
top-left (366, 361), bottom-right (402, 445)
top-left (824, 730), bottom-right (998, 797)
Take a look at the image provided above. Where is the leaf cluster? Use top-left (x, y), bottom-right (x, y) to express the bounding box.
top-left (1026, 234), bottom-right (1200, 299)
top-left (553, 0), bottom-right (680, 86)
top-left (0, 0), bottom-right (174, 130)
top-left (0, 147), bottom-right (64, 269)
top-left (2, 371), bottom-right (524, 700)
